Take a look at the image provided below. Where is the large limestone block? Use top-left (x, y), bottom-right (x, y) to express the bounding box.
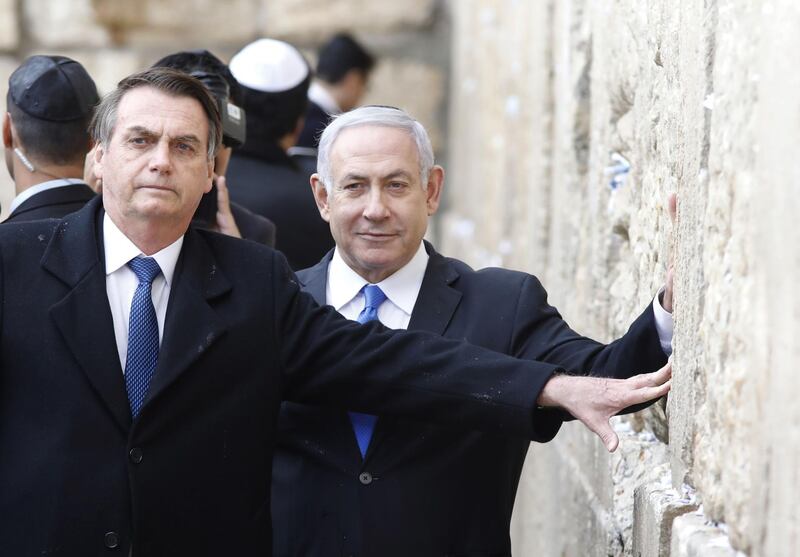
top-left (261, 0), bottom-right (437, 41)
top-left (0, 56), bottom-right (19, 220)
top-left (362, 58), bottom-right (444, 151)
top-left (632, 469), bottom-right (698, 557)
top-left (445, 0), bottom-right (557, 275)
top-left (748, 2), bottom-right (800, 555)
top-left (56, 49), bottom-right (146, 95)
top-left (25, 0), bottom-right (110, 48)
top-left (92, 0), bottom-right (260, 46)
top-left (670, 512), bottom-right (742, 557)
top-left (0, 0), bottom-right (18, 51)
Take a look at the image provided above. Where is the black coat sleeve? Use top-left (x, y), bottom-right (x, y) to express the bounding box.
top-left (271, 254), bottom-right (563, 440)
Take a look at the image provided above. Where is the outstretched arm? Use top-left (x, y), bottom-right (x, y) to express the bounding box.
top-left (536, 361), bottom-right (672, 451)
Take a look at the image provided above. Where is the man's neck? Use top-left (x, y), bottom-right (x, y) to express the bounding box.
top-left (104, 209), bottom-right (187, 257)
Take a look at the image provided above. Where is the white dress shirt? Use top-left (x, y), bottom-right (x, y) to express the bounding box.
top-left (326, 241), bottom-right (674, 354)
top-left (104, 214), bottom-right (183, 372)
top-left (308, 81), bottom-right (342, 116)
top-left (327, 242), bottom-right (429, 329)
top-left (8, 178), bottom-right (86, 215)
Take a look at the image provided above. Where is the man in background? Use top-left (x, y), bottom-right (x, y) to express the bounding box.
top-left (151, 49), bottom-right (276, 246)
top-left (272, 106), bottom-right (675, 556)
top-left (2, 55), bottom-right (98, 222)
top-left (227, 38), bottom-right (334, 269)
top-left (296, 33), bottom-right (375, 150)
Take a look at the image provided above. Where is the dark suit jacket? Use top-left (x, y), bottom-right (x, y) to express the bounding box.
top-left (272, 243), bottom-right (668, 557)
top-left (3, 182), bottom-right (95, 223)
top-left (296, 100), bottom-right (331, 149)
top-left (227, 142), bottom-right (334, 270)
top-left (0, 200), bottom-right (565, 557)
top-left (231, 202), bottom-right (277, 246)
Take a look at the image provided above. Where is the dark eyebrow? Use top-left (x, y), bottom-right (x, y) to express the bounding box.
top-left (173, 134), bottom-right (202, 146)
top-left (341, 172), bottom-right (368, 183)
top-left (340, 170), bottom-right (414, 183)
top-left (125, 126), bottom-right (158, 138)
top-left (384, 170), bottom-right (414, 181)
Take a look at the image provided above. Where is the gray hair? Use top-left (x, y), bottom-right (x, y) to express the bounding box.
top-left (316, 105), bottom-right (434, 193)
top-left (90, 67), bottom-right (222, 160)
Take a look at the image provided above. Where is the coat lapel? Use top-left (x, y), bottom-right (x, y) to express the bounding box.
top-left (406, 242), bottom-right (462, 335)
top-left (44, 197), bottom-right (132, 433)
top-left (143, 229), bottom-right (231, 411)
top-left (297, 250), bottom-right (331, 305)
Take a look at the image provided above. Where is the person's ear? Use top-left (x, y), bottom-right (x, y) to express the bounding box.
top-left (2, 113), bottom-right (14, 148)
top-left (310, 173), bottom-right (332, 222)
top-left (93, 142), bottom-right (105, 182)
top-left (425, 165), bottom-right (445, 215)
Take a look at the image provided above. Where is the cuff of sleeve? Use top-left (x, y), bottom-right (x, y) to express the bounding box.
top-left (653, 286), bottom-right (673, 356)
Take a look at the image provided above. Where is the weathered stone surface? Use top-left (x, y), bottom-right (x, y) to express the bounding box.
top-left (0, 0), bottom-right (18, 51)
top-left (25, 0), bottom-right (110, 48)
top-left (363, 58), bottom-right (445, 151)
top-left (93, 0), bottom-right (260, 46)
top-left (0, 56), bottom-right (19, 220)
top-left (449, 0), bottom-right (799, 555)
top-left (260, 0), bottom-right (437, 41)
top-left (670, 511), bottom-right (743, 557)
top-left (747, 2), bottom-right (800, 556)
top-left (56, 49), bottom-right (145, 95)
top-left (632, 468), bottom-right (698, 557)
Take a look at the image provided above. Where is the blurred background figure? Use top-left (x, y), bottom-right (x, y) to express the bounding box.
top-left (295, 33), bottom-right (375, 151)
top-left (151, 49), bottom-right (276, 246)
top-left (227, 38), bottom-right (333, 269)
top-left (2, 55), bottom-right (98, 222)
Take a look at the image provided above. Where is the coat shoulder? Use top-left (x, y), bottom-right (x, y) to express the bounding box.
top-left (0, 218), bottom-right (61, 251)
top-left (440, 254), bottom-right (539, 291)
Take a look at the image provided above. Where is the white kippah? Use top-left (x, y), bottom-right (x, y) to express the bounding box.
top-left (229, 38), bottom-right (309, 93)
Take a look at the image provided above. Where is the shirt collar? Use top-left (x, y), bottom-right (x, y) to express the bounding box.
top-left (308, 81), bottom-right (341, 116)
top-left (8, 178), bottom-right (86, 215)
top-left (328, 242), bottom-right (429, 315)
top-left (103, 213), bottom-right (183, 286)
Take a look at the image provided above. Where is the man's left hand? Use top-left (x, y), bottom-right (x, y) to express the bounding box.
top-left (215, 175), bottom-right (242, 239)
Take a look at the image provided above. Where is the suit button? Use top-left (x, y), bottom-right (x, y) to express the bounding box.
top-left (129, 447), bottom-right (143, 464)
top-left (104, 531), bottom-right (120, 549)
top-left (358, 472), bottom-right (373, 485)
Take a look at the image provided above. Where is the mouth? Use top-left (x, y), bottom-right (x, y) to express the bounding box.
top-left (357, 232), bottom-right (398, 242)
top-left (137, 184), bottom-right (175, 193)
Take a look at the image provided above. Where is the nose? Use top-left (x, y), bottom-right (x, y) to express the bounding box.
top-left (362, 187), bottom-right (390, 221)
top-left (149, 140), bottom-right (172, 174)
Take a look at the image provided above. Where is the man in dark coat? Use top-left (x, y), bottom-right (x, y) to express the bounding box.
top-left (151, 49), bottom-right (277, 247)
top-left (0, 68), bottom-right (670, 556)
top-left (2, 55), bottom-right (98, 222)
top-left (227, 38), bottom-right (334, 269)
top-left (272, 106), bottom-right (675, 556)
top-left (295, 33), bottom-right (375, 150)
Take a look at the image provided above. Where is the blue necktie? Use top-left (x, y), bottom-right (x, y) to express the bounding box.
top-left (349, 284), bottom-right (387, 458)
top-left (125, 257), bottom-right (162, 419)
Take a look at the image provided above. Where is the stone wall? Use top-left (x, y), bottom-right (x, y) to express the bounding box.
top-left (0, 0), bottom-right (450, 218)
top-left (2, 1), bottom-right (797, 555)
top-left (446, 1), bottom-right (798, 556)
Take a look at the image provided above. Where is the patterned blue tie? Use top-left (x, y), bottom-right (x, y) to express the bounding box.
top-left (125, 257), bottom-right (162, 419)
top-left (349, 284), bottom-right (387, 458)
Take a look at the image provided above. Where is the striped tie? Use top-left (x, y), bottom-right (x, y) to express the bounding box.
top-left (125, 257), bottom-right (162, 419)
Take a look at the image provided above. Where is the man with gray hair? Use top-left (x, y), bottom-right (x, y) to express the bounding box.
top-left (272, 105), bottom-right (674, 556)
